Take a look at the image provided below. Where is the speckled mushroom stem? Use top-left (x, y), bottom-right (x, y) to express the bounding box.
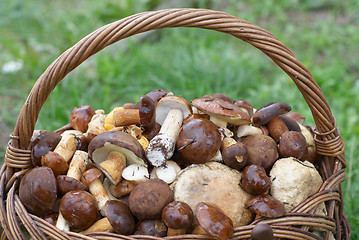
top-left (53, 132), bottom-right (78, 162)
top-left (98, 151), bottom-right (126, 185)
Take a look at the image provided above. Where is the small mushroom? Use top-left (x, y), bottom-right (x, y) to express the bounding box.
top-left (279, 131), bottom-right (308, 160)
top-left (86, 112), bottom-right (107, 137)
top-left (171, 162), bottom-right (253, 227)
top-left (109, 179), bottom-right (137, 198)
top-left (59, 190), bottom-right (98, 231)
top-left (129, 179), bottom-right (174, 220)
top-left (177, 117), bottom-right (221, 164)
top-left (41, 151), bottom-right (69, 176)
top-left (162, 201), bottom-right (193, 236)
top-left (31, 130), bottom-right (61, 166)
top-left (241, 135), bottom-right (279, 171)
top-left (138, 95), bottom-right (156, 135)
top-left (43, 213), bottom-right (59, 226)
top-left (146, 96), bottom-right (192, 167)
top-left (266, 116), bottom-right (289, 142)
top-left (251, 224), bottom-right (274, 240)
top-left (152, 160), bottom-right (181, 184)
top-left (279, 115), bottom-right (301, 132)
top-left (298, 122), bottom-right (315, 146)
top-left (236, 124), bottom-right (264, 139)
top-left (70, 105), bottom-right (96, 133)
top-left (196, 202), bottom-right (234, 240)
top-left (245, 195), bottom-right (286, 218)
top-left (19, 167), bottom-right (57, 217)
top-left (82, 168), bottom-right (110, 216)
top-left (252, 102), bottom-right (291, 126)
top-left (221, 137), bottom-right (248, 171)
top-left (122, 164), bottom-right (149, 184)
top-left (82, 200), bottom-right (135, 235)
top-left (241, 165), bottom-right (271, 195)
top-left (270, 157), bottom-right (323, 212)
top-left (88, 131), bottom-right (147, 185)
top-left (286, 112), bottom-right (306, 124)
top-left (134, 220), bottom-right (167, 237)
top-left (53, 131), bottom-right (79, 162)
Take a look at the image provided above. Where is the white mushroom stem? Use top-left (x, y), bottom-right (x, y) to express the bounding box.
top-left (82, 217), bottom-right (114, 233)
top-left (99, 151), bottom-right (126, 185)
top-left (54, 132), bottom-right (78, 162)
top-left (122, 164), bottom-right (149, 184)
top-left (209, 116), bottom-right (233, 138)
top-left (55, 150), bottom-right (88, 231)
top-left (146, 109), bottom-right (183, 167)
top-left (88, 179), bottom-right (111, 216)
top-left (236, 125), bottom-right (263, 139)
top-left (67, 150), bottom-right (88, 180)
top-left (55, 212), bottom-right (70, 232)
top-left (85, 113), bottom-right (107, 136)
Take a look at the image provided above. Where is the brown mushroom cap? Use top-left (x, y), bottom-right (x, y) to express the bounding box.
top-left (162, 201), bottom-right (193, 229)
top-left (134, 220), bottom-right (167, 237)
top-left (60, 190), bottom-right (98, 230)
top-left (203, 93), bottom-right (234, 103)
top-left (105, 200), bottom-right (135, 235)
top-left (31, 131), bottom-right (62, 166)
top-left (279, 131), bottom-right (308, 160)
top-left (82, 168), bottom-right (103, 185)
top-left (234, 100), bottom-right (254, 117)
top-left (70, 105), bottom-right (96, 133)
top-left (245, 195), bottom-right (286, 218)
top-left (241, 135), bottom-right (279, 171)
top-left (191, 96), bottom-right (250, 125)
top-left (266, 116), bottom-right (289, 142)
top-left (56, 175), bottom-right (88, 195)
top-left (144, 89), bottom-right (173, 105)
top-left (252, 102), bottom-right (291, 126)
top-left (138, 95), bottom-right (156, 134)
top-left (241, 165), bottom-right (271, 195)
top-left (177, 118), bottom-right (221, 164)
top-left (222, 142), bottom-right (248, 171)
top-left (251, 224), bottom-right (274, 240)
top-left (196, 202), bottom-right (234, 240)
top-left (19, 167), bottom-right (58, 217)
top-left (88, 131), bottom-right (147, 167)
top-left (129, 179), bottom-right (174, 220)
top-left (41, 151), bottom-right (69, 176)
top-left (155, 95), bottom-right (192, 125)
top-left (286, 112), bottom-right (305, 124)
top-left (279, 115), bottom-right (301, 132)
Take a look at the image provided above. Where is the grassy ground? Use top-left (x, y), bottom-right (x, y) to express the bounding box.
top-left (1, 0), bottom-right (358, 237)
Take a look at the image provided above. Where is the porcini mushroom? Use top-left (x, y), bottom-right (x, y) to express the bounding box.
top-left (241, 165), bottom-right (271, 195)
top-left (31, 130), bottom-right (61, 166)
top-left (88, 131), bottom-right (147, 185)
top-left (177, 117), bottom-right (221, 164)
top-left (129, 179), bottom-right (174, 220)
top-left (82, 200), bottom-right (135, 235)
top-left (162, 201), bottom-right (193, 236)
top-left (146, 96), bottom-right (192, 167)
top-left (251, 224), bottom-right (274, 240)
top-left (278, 131), bottom-right (308, 160)
top-left (252, 102), bottom-right (291, 126)
top-left (41, 151), bottom-right (69, 176)
top-left (134, 220), bottom-right (167, 237)
top-left (70, 105), bottom-right (96, 133)
top-left (245, 195), bottom-right (286, 218)
top-left (196, 202), bottom-right (234, 240)
top-left (52, 130), bottom-right (79, 162)
top-left (221, 137), bottom-right (248, 171)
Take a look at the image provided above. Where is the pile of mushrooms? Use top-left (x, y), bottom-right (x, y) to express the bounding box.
top-left (19, 89), bottom-right (324, 239)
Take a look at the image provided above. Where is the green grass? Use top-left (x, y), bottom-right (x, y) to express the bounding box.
top-left (1, 0), bottom-right (358, 237)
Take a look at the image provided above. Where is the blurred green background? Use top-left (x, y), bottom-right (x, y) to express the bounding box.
top-left (0, 0), bottom-right (358, 237)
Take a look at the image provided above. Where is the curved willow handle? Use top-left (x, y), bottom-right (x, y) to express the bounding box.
top-left (9, 8), bottom-right (345, 166)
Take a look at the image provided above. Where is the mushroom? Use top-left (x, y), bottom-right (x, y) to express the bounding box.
top-left (108, 179), bottom-right (137, 198)
top-left (278, 131), bottom-right (308, 160)
top-left (286, 112), bottom-right (306, 124)
top-left (234, 100), bottom-right (254, 118)
top-left (31, 130), bottom-right (61, 166)
top-left (151, 160), bottom-right (181, 184)
top-left (236, 124), bottom-right (264, 139)
top-left (266, 116), bottom-right (289, 142)
top-left (269, 157), bottom-right (323, 212)
top-left (70, 105), bottom-right (96, 133)
top-left (82, 168), bottom-right (110, 216)
top-left (129, 179), bottom-right (174, 220)
top-left (82, 200), bottom-right (135, 235)
top-left (245, 195), bottom-right (286, 218)
top-left (52, 130), bottom-right (79, 163)
top-left (59, 190), bottom-right (98, 231)
top-left (196, 202), bottom-right (234, 240)
top-left (134, 220), bottom-right (167, 237)
top-left (251, 224), bottom-right (274, 240)
top-left (88, 131), bottom-right (147, 185)
top-left (85, 111), bottom-right (107, 138)
top-left (171, 162), bottom-right (253, 227)
top-left (43, 213), bottom-right (59, 226)
top-left (146, 96), bottom-right (192, 167)
top-left (162, 201), bottom-right (193, 236)
top-left (241, 165), bottom-right (271, 195)
top-left (177, 117), bottom-right (221, 164)
top-left (221, 137), bottom-right (248, 171)
top-left (297, 122), bottom-right (315, 146)
top-left (41, 151), bottom-right (69, 176)
top-left (241, 134), bottom-right (279, 171)
top-left (191, 96), bottom-right (250, 137)
top-left (279, 115), bottom-right (301, 132)
top-left (252, 102), bottom-right (291, 126)
top-left (19, 167), bottom-right (57, 217)
top-left (121, 164), bottom-right (149, 184)
top-left (142, 89), bottom-right (173, 106)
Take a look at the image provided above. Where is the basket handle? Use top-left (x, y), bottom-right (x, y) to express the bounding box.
top-left (8, 8), bottom-right (345, 166)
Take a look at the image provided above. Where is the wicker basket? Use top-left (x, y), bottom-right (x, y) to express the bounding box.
top-left (0, 8), bottom-right (350, 240)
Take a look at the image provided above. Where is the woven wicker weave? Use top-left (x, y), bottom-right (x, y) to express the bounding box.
top-left (0, 8), bottom-right (350, 240)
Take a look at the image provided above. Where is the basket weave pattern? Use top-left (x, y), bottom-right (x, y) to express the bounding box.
top-left (1, 8), bottom-right (349, 240)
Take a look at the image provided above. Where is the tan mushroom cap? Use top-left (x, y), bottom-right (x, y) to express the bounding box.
top-left (155, 96), bottom-right (192, 125)
top-left (191, 97), bottom-right (250, 126)
top-left (88, 131), bottom-right (147, 167)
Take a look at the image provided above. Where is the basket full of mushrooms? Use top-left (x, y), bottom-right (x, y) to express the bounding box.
top-left (1, 8), bottom-right (350, 240)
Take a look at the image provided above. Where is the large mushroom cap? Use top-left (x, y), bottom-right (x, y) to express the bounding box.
top-left (105, 200), bottom-right (135, 235)
top-left (88, 131), bottom-right (147, 166)
top-left (155, 96), bottom-right (192, 125)
top-left (191, 96), bottom-right (250, 125)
